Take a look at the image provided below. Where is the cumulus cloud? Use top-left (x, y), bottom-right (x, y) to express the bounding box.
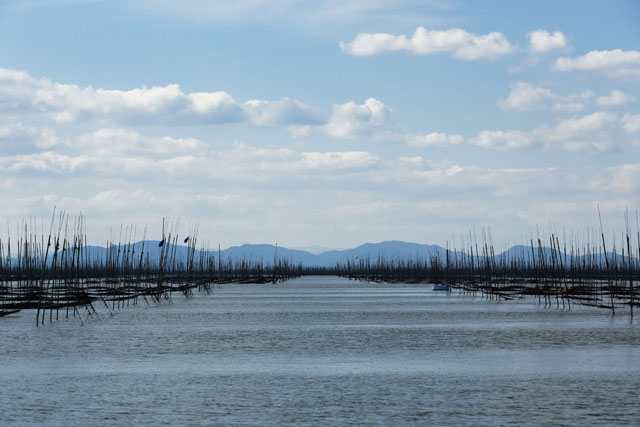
top-left (323, 98), bottom-right (390, 139)
top-left (553, 49), bottom-right (640, 78)
top-left (407, 109), bottom-right (634, 153)
top-left (406, 132), bottom-right (464, 147)
top-left (621, 114), bottom-right (640, 133)
top-left (340, 27), bottom-right (515, 60)
top-left (0, 124), bottom-right (65, 154)
top-left (596, 89), bottom-right (636, 107)
top-left (0, 67), bottom-right (319, 127)
top-left (531, 111), bottom-right (622, 152)
top-left (545, 111), bottom-right (617, 141)
top-left (243, 97), bottom-right (322, 126)
top-left (473, 109), bottom-right (632, 153)
top-left (471, 130), bottom-right (533, 150)
top-left (527, 30), bottom-right (568, 53)
top-left (498, 82), bottom-right (593, 112)
top-left (498, 82), bottom-right (556, 111)
top-left (499, 83), bottom-right (639, 115)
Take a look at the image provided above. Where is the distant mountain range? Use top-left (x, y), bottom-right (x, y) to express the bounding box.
top-left (68, 240), bottom-right (636, 268)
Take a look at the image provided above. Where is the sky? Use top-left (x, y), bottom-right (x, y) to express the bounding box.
top-left (0, 0), bottom-right (639, 249)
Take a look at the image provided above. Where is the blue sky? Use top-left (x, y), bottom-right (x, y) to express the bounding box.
top-left (0, 0), bottom-right (639, 249)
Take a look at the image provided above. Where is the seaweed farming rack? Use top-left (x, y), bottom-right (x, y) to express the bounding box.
top-left (0, 212), bottom-right (299, 325)
top-left (3, 209), bottom-right (640, 323)
top-left (329, 212), bottom-right (640, 316)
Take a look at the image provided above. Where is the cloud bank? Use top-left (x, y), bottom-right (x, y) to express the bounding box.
top-left (0, 68), bottom-right (321, 127)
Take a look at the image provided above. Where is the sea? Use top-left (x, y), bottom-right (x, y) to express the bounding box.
top-left (1, 275), bottom-right (639, 425)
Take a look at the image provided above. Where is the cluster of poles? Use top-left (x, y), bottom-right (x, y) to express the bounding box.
top-left (330, 209), bottom-right (640, 317)
top-left (0, 211), bottom-right (299, 325)
top-left (2, 208), bottom-right (639, 324)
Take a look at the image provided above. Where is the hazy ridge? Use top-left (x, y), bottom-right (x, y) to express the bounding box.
top-left (71, 240), bottom-right (634, 268)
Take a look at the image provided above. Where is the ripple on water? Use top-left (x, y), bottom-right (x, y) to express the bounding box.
top-left (1, 276), bottom-right (639, 426)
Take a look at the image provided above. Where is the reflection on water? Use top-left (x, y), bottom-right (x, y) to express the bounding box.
top-left (2, 276), bottom-right (639, 425)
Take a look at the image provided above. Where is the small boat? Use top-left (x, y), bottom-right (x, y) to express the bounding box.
top-left (431, 283), bottom-right (450, 291)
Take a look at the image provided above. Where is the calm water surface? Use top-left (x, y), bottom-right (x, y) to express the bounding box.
top-left (1, 276), bottom-right (639, 425)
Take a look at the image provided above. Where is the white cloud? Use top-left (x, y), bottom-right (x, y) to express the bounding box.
top-left (0, 67), bottom-right (239, 123)
top-left (0, 67), bottom-right (319, 127)
top-left (0, 132), bottom-right (384, 184)
top-left (186, 90), bottom-right (243, 120)
top-left (546, 111), bottom-right (616, 141)
top-left (299, 151), bottom-right (378, 170)
top-left (88, 189), bottom-right (159, 212)
top-left (0, 151), bottom-right (90, 173)
top-left (243, 99), bottom-right (312, 124)
top-left (596, 163), bottom-right (640, 193)
top-left (563, 140), bottom-right (617, 153)
top-left (75, 128), bottom-right (207, 156)
top-left (530, 111), bottom-right (623, 152)
top-left (0, 124), bottom-right (65, 154)
top-left (407, 132), bottom-right (464, 147)
top-left (414, 164), bottom-right (465, 182)
top-left (527, 30), bottom-right (568, 53)
top-left (621, 114), bottom-right (640, 133)
top-left (243, 97), bottom-right (321, 126)
top-left (1, 125), bottom-right (637, 247)
top-left (324, 97), bottom-right (390, 139)
top-left (407, 109), bottom-right (634, 153)
top-left (553, 49), bottom-right (640, 78)
top-left (288, 125), bottom-right (311, 138)
top-left (398, 156), bottom-right (424, 167)
top-left (0, 68), bottom-right (35, 111)
top-left (498, 82), bottom-right (593, 112)
top-left (471, 130), bottom-right (533, 150)
top-left (552, 100), bottom-right (590, 113)
top-left (340, 27), bottom-right (515, 60)
top-left (596, 89), bottom-right (636, 107)
top-left (498, 82), bottom-right (556, 111)
top-left (556, 90), bottom-right (596, 112)
top-left (412, 164), bottom-right (563, 200)
top-left (216, 144), bottom-right (380, 176)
